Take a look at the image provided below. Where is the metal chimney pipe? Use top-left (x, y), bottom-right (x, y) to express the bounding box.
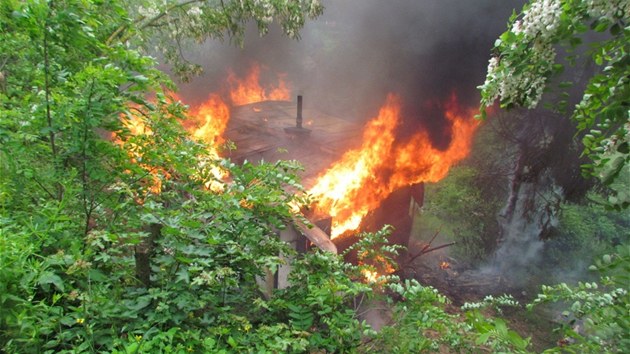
top-left (296, 95), bottom-right (303, 129)
top-left (284, 94), bottom-right (310, 136)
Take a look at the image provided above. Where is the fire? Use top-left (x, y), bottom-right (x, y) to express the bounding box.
top-left (440, 261), bottom-right (450, 270)
top-left (227, 63), bottom-right (290, 105)
top-left (113, 63), bottom-right (291, 196)
top-left (181, 94), bottom-right (231, 192)
top-left (182, 93), bottom-right (230, 147)
top-left (363, 269), bottom-right (379, 283)
top-left (308, 93), bottom-right (480, 238)
top-left (113, 113), bottom-right (164, 197)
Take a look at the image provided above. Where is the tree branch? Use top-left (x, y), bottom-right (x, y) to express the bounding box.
top-left (81, 79), bottom-right (97, 236)
top-left (43, 6), bottom-right (57, 161)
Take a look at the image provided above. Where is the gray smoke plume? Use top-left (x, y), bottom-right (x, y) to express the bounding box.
top-left (178, 0), bottom-right (526, 148)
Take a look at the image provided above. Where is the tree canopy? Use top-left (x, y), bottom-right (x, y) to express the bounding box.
top-left (478, 0), bottom-right (629, 208)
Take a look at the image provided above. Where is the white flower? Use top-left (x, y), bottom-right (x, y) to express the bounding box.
top-left (512, 20), bottom-right (523, 35)
top-left (587, 0), bottom-right (629, 22)
top-left (487, 57), bottom-right (500, 74)
top-left (138, 5), bottom-right (159, 19)
top-left (187, 6), bottom-right (202, 17)
top-left (519, 0), bottom-right (562, 40)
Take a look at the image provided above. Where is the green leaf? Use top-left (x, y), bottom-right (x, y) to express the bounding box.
top-left (88, 269), bottom-right (108, 282)
top-left (591, 19), bottom-right (609, 32)
top-left (60, 316), bottom-right (77, 326)
top-left (569, 37), bottom-right (582, 48)
top-left (204, 337), bottom-right (216, 349)
top-left (609, 23), bottom-right (621, 36)
top-left (507, 331), bottom-right (527, 348)
top-left (494, 318), bottom-right (507, 334)
top-left (125, 342), bottom-right (139, 353)
top-left (476, 332), bottom-right (492, 345)
top-left (600, 155), bottom-right (625, 185)
top-left (594, 55), bottom-right (603, 66)
top-left (131, 75), bottom-right (148, 83)
top-left (126, 295), bottom-right (152, 311)
top-left (558, 81), bottom-right (573, 88)
top-left (38, 271), bottom-right (64, 292)
top-left (175, 267), bottom-right (190, 283)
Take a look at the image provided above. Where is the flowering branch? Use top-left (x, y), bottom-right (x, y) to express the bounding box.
top-left (479, 0), bottom-right (629, 208)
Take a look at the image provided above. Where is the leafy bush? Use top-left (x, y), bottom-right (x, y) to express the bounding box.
top-left (528, 246), bottom-right (630, 353)
top-left (419, 165), bottom-right (502, 264)
top-left (544, 195), bottom-right (630, 270)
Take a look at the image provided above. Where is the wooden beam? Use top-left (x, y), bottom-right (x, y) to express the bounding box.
top-left (292, 216), bottom-right (337, 254)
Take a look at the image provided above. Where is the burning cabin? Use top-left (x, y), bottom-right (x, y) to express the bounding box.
top-left (221, 95), bottom-right (425, 289)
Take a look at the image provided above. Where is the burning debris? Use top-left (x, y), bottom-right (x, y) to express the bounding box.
top-left (166, 0), bottom-right (524, 253)
top-left (112, 63), bottom-right (291, 196)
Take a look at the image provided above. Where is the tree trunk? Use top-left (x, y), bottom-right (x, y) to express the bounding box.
top-left (135, 223), bottom-right (161, 287)
top-left (494, 141), bottom-right (562, 274)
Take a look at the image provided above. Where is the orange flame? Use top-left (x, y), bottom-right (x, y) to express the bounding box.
top-left (114, 62), bottom-right (290, 196)
top-left (363, 269), bottom-right (379, 283)
top-left (309, 93), bottom-right (480, 238)
top-left (182, 93), bottom-right (230, 147)
top-left (181, 94), bottom-right (231, 192)
top-left (113, 113), bottom-right (164, 197)
top-left (227, 63), bottom-right (290, 105)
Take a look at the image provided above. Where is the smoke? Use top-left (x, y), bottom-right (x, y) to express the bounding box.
top-left (178, 0), bottom-right (526, 147)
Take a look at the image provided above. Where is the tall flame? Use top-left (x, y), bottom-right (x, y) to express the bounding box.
top-left (227, 63), bottom-right (290, 105)
top-left (182, 94), bottom-right (231, 192)
top-left (183, 93), bottom-right (230, 148)
top-left (308, 93), bottom-right (480, 238)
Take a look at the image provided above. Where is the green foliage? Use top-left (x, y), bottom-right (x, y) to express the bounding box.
top-left (478, 0), bottom-right (630, 207)
top-left (420, 165), bottom-right (502, 264)
top-left (528, 246), bottom-right (630, 353)
top-left (363, 279), bottom-right (464, 352)
top-left (272, 251), bottom-right (372, 352)
top-left (2, 1), bottom-right (627, 353)
top-left (544, 194), bottom-right (630, 268)
top-left (364, 281), bottom-right (532, 353)
top-left (0, 0), bottom-right (320, 351)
